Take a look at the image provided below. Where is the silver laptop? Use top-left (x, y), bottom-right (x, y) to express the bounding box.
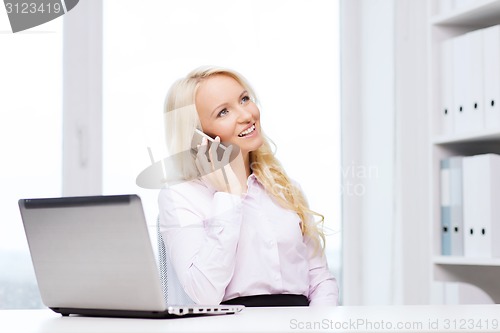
top-left (18, 194), bottom-right (243, 318)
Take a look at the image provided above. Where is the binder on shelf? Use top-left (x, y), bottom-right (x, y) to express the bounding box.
top-left (483, 24), bottom-right (500, 129)
top-left (440, 39), bottom-right (454, 136)
top-left (449, 157), bottom-right (464, 256)
top-left (467, 29), bottom-right (484, 132)
top-left (440, 158), bottom-right (451, 255)
top-left (440, 156), bottom-right (464, 256)
top-left (452, 34), bottom-right (469, 134)
top-left (452, 31), bottom-right (484, 134)
top-left (462, 154), bottom-right (500, 258)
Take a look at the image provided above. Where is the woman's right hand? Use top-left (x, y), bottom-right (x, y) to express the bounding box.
top-left (194, 136), bottom-right (243, 196)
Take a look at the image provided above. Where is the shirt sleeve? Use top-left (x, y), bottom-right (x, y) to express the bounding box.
top-left (305, 234), bottom-right (339, 306)
top-left (158, 184), bottom-right (243, 305)
top-left (291, 179), bottom-right (339, 306)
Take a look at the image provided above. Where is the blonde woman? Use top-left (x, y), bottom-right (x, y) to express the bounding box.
top-left (158, 66), bottom-right (338, 306)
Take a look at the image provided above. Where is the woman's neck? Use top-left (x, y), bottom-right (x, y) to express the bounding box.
top-left (230, 151), bottom-right (251, 189)
top-left (243, 152), bottom-right (251, 178)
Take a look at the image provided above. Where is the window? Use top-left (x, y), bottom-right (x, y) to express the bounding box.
top-left (103, 0), bottom-right (341, 288)
top-left (0, 15), bottom-right (62, 308)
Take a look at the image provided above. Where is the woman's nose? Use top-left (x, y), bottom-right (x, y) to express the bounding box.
top-left (237, 105), bottom-right (253, 122)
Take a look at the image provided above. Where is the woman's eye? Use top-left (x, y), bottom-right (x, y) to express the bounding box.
top-left (241, 96), bottom-right (250, 104)
top-left (217, 108), bottom-right (229, 117)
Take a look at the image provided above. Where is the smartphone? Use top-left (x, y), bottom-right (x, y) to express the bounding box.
top-left (190, 129), bottom-right (241, 165)
top-left (191, 128), bottom-right (227, 153)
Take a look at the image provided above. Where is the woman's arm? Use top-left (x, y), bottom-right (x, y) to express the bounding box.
top-left (159, 183), bottom-right (243, 304)
top-left (305, 234), bottom-right (339, 306)
top-left (291, 180), bottom-right (339, 305)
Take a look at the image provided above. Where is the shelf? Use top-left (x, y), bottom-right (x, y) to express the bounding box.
top-left (433, 261), bottom-right (500, 303)
top-left (434, 256), bottom-right (500, 266)
top-left (428, 0), bottom-right (500, 304)
top-left (433, 129), bottom-right (500, 145)
top-left (431, 0), bottom-right (500, 27)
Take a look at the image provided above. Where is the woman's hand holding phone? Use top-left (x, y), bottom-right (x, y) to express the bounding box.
top-left (194, 136), bottom-right (244, 196)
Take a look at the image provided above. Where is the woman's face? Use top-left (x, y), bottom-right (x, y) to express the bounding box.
top-left (195, 74), bottom-right (263, 156)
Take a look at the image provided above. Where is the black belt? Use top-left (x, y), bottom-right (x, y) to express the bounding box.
top-left (222, 294), bottom-right (309, 307)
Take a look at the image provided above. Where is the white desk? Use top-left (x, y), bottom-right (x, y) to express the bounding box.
top-left (2, 305), bottom-right (500, 333)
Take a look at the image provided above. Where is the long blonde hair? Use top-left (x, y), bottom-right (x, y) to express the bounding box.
top-left (164, 66), bottom-right (325, 251)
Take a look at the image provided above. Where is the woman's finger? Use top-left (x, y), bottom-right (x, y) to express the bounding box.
top-left (221, 144), bottom-right (233, 166)
top-left (209, 136), bottom-right (221, 169)
top-left (194, 155), bottom-right (204, 176)
top-left (197, 137), bottom-right (208, 156)
top-left (196, 138), bottom-right (212, 175)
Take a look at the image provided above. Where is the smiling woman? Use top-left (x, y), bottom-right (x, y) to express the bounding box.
top-left (102, 0), bottom-right (341, 304)
top-left (158, 66), bottom-right (339, 307)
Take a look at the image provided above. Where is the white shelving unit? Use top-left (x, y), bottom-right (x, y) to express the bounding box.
top-left (428, 0), bottom-right (500, 303)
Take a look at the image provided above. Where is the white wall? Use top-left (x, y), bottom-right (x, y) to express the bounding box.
top-left (393, 0), bottom-right (430, 305)
top-left (341, 0), bottom-right (395, 306)
top-left (341, 0), bottom-right (429, 305)
top-left (63, 0), bottom-right (103, 196)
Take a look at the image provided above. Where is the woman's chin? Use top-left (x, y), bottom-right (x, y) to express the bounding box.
top-left (244, 137), bottom-right (264, 153)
